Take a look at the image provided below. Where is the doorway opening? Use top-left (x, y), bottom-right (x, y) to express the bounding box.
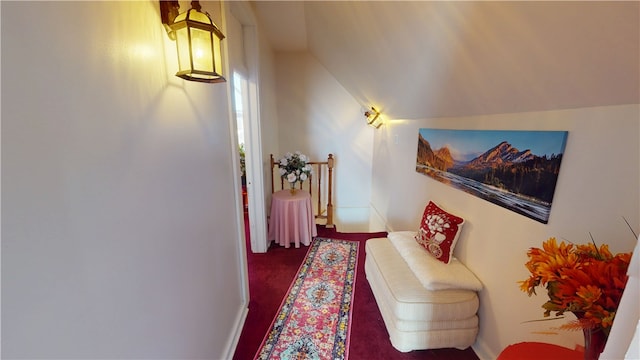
top-left (228, 2), bottom-right (269, 254)
top-left (234, 71), bottom-right (249, 213)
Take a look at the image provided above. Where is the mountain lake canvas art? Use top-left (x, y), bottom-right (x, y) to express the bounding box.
top-left (416, 129), bottom-right (568, 224)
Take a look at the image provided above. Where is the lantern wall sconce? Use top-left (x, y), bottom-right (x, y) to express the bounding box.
top-left (364, 106), bottom-right (383, 128)
top-left (160, 0), bottom-right (226, 83)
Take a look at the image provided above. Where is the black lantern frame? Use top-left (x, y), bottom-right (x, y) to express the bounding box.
top-left (160, 1), bottom-right (226, 83)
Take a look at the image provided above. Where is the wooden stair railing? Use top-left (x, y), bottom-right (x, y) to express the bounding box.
top-left (270, 153), bottom-right (334, 228)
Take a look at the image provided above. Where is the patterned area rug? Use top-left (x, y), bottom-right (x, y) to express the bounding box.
top-left (254, 237), bottom-right (359, 360)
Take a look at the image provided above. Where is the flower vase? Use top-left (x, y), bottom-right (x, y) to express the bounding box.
top-left (582, 327), bottom-right (607, 360)
top-left (289, 182), bottom-right (297, 195)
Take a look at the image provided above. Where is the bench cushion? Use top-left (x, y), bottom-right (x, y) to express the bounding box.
top-left (388, 231), bottom-right (483, 291)
top-left (365, 237), bottom-right (479, 322)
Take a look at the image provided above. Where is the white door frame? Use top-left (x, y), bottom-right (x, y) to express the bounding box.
top-left (229, 2), bottom-right (268, 254)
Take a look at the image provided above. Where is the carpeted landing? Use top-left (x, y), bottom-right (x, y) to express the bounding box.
top-left (233, 223), bottom-right (479, 360)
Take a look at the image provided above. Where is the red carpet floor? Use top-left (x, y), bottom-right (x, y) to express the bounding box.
top-left (233, 217), bottom-right (480, 360)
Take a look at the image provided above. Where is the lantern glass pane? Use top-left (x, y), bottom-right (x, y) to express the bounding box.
top-left (189, 10), bottom-right (211, 24)
top-left (213, 35), bottom-right (222, 73)
top-left (174, 11), bottom-right (187, 23)
top-left (189, 27), bottom-right (213, 72)
top-left (175, 27), bottom-right (191, 73)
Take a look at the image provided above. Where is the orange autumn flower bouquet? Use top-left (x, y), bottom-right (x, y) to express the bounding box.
top-left (519, 237), bottom-right (632, 336)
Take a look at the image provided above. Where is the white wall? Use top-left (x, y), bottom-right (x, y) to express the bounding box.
top-left (255, 11), bottom-right (280, 238)
top-left (601, 235), bottom-right (639, 360)
top-left (370, 104), bottom-right (640, 359)
top-left (275, 52), bottom-right (375, 231)
top-left (1, 1), bottom-right (245, 358)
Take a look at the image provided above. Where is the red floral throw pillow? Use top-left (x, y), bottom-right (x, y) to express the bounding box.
top-left (415, 201), bottom-right (465, 264)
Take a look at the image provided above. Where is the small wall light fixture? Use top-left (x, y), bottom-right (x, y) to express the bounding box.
top-left (364, 106), bottom-right (383, 128)
top-left (160, 0), bottom-right (226, 83)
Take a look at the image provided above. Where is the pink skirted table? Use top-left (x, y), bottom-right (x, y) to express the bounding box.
top-left (268, 189), bottom-right (317, 248)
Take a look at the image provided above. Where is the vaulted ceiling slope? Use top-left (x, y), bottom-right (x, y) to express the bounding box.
top-left (253, 1), bottom-right (639, 120)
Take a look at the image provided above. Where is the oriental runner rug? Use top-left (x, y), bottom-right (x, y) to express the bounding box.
top-left (254, 237), bottom-right (359, 360)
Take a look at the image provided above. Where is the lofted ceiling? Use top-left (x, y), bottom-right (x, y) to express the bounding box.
top-left (252, 1), bottom-right (307, 51)
top-left (252, 1), bottom-right (639, 120)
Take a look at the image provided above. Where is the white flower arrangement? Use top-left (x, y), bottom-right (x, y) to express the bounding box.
top-left (278, 151), bottom-right (313, 186)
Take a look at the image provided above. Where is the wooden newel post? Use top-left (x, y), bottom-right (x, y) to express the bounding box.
top-left (270, 153), bottom-right (335, 228)
top-left (326, 154), bottom-right (334, 228)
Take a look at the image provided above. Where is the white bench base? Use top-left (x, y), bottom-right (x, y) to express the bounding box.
top-left (365, 237), bottom-right (479, 352)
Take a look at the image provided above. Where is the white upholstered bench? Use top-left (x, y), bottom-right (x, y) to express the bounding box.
top-left (365, 231), bottom-right (482, 352)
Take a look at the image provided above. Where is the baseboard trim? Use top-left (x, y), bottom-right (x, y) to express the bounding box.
top-left (368, 203), bottom-right (393, 232)
top-left (220, 303), bottom-right (249, 360)
top-left (472, 338), bottom-right (498, 360)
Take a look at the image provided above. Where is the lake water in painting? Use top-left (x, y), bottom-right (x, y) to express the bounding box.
top-left (417, 165), bottom-right (551, 223)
